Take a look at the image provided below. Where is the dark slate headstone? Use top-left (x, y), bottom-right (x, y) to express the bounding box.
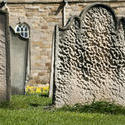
top-left (52, 3), bottom-right (125, 107)
top-left (0, 9), bottom-right (10, 103)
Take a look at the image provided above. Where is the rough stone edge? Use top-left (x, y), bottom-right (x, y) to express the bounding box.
top-left (49, 17), bottom-right (81, 99)
top-left (49, 25), bottom-right (59, 101)
top-left (49, 27), bottom-right (56, 98)
top-left (3, 9), bottom-right (11, 102)
top-left (59, 16), bottom-right (81, 31)
top-left (52, 3), bottom-right (122, 107)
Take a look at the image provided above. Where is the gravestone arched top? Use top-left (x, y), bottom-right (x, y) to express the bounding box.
top-left (80, 3), bottom-right (117, 27)
top-left (58, 3), bottom-right (117, 31)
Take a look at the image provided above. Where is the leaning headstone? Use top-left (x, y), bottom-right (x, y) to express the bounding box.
top-left (52, 3), bottom-right (125, 107)
top-left (0, 9), bottom-right (10, 103)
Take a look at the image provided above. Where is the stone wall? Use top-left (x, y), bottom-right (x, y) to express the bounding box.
top-left (8, 2), bottom-right (62, 84)
top-left (7, 0), bottom-right (125, 84)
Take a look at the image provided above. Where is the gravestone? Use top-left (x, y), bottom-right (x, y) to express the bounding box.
top-left (10, 23), bottom-right (30, 95)
top-left (51, 3), bottom-right (125, 107)
top-left (0, 9), bottom-right (10, 103)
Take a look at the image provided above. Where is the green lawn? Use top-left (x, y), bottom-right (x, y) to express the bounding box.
top-left (0, 95), bottom-right (125, 125)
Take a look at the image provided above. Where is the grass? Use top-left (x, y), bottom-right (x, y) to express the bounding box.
top-left (0, 95), bottom-right (125, 125)
top-left (59, 101), bottom-right (125, 115)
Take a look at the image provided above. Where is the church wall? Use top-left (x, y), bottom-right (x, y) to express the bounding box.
top-left (7, 0), bottom-right (125, 84)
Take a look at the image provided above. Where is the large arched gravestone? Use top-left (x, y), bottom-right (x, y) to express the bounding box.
top-left (0, 9), bottom-right (10, 103)
top-left (51, 3), bottom-right (125, 107)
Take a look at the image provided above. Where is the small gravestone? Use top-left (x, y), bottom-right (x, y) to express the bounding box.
top-left (10, 23), bottom-right (30, 95)
top-left (0, 9), bottom-right (10, 103)
top-left (51, 3), bottom-right (125, 107)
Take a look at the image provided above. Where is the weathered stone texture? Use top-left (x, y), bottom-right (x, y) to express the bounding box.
top-left (7, 1), bottom-right (125, 84)
top-left (0, 11), bottom-right (10, 102)
top-left (52, 4), bottom-right (125, 107)
top-left (0, 14), bottom-right (6, 101)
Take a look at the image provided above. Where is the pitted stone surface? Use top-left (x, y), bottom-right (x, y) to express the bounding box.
top-left (0, 12), bottom-right (10, 103)
top-left (0, 14), bottom-right (7, 101)
top-left (53, 4), bottom-right (125, 107)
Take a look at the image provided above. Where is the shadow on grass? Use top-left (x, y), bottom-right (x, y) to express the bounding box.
top-left (1, 95), bottom-right (125, 115)
top-left (29, 103), bottom-right (41, 107)
top-left (0, 94), bottom-right (52, 110)
top-left (58, 101), bottom-right (125, 115)
top-left (40, 94), bottom-right (49, 98)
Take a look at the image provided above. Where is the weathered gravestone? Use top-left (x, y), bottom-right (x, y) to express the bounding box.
top-left (10, 23), bottom-right (30, 95)
top-left (51, 3), bottom-right (125, 107)
top-left (0, 9), bottom-right (10, 103)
